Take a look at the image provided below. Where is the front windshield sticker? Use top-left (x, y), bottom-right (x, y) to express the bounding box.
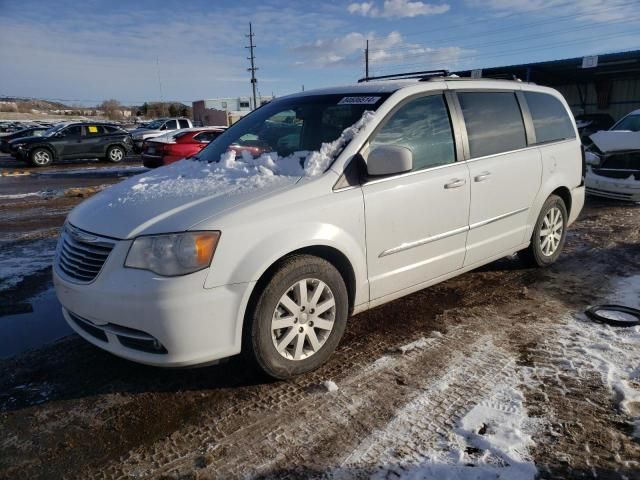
top-left (338, 96), bottom-right (381, 105)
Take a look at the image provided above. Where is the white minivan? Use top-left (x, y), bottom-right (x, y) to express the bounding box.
top-left (54, 74), bottom-right (585, 378)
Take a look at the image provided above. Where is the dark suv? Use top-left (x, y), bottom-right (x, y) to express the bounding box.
top-left (10, 122), bottom-right (134, 167)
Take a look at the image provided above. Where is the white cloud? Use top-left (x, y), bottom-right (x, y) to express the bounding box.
top-left (348, 0), bottom-right (450, 18)
top-left (468, 0), bottom-right (637, 22)
top-left (293, 31), bottom-right (471, 70)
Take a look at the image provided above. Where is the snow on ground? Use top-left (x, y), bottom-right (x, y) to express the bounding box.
top-left (0, 239), bottom-right (57, 291)
top-left (552, 275), bottom-right (640, 438)
top-left (109, 111), bottom-right (375, 204)
top-left (36, 165), bottom-right (148, 176)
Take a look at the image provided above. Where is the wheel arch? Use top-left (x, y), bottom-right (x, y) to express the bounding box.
top-left (243, 245), bottom-right (358, 328)
top-left (551, 186), bottom-right (572, 217)
top-left (30, 143), bottom-right (57, 161)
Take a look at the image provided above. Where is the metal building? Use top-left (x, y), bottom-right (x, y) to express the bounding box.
top-left (456, 49), bottom-right (640, 121)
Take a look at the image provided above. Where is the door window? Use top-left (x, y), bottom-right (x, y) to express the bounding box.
top-left (194, 131), bottom-right (221, 143)
top-left (369, 94), bottom-right (456, 172)
top-left (162, 120), bottom-right (178, 130)
top-left (178, 119), bottom-right (190, 128)
top-left (524, 92), bottom-right (576, 143)
top-left (82, 125), bottom-right (105, 136)
top-left (63, 125), bottom-right (82, 138)
top-left (458, 92), bottom-right (526, 158)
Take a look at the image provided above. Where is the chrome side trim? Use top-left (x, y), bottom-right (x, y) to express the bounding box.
top-left (469, 207), bottom-right (528, 230)
top-left (378, 206), bottom-right (529, 258)
top-left (379, 225), bottom-right (468, 258)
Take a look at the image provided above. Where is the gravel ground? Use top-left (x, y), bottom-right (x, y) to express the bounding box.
top-left (1, 153), bottom-right (639, 479)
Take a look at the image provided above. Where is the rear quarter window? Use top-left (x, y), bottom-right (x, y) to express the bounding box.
top-left (458, 92), bottom-right (527, 158)
top-left (524, 92), bottom-right (576, 144)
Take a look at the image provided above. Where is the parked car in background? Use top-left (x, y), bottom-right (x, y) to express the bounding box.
top-left (585, 109), bottom-right (640, 201)
top-left (142, 127), bottom-right (226, 168)
top-left (54, 77), bottom-right (584, 379)
top-left (575, 113), bottom-right (615, 145)
top-left (130, 118), bottom-right (193, 152)
top-left (0, 125), bottom-right (51, 153)
top-left (11, 122), bottom-right (133, 167)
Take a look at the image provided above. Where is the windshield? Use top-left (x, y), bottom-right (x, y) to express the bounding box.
top-left (144, 120), bottom-right (165, 130)
top-left (43, 124), bottom-right (67, 137)
top-left (612, 114), bottom-right (640, 132)
top-left (196, 93), bottom-right (389, 164)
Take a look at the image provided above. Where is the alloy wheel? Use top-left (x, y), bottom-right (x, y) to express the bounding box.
top-left (33, 150), bottom-right (50, 165)
top-left (539, 206), bottom-right (563, 256)
top-left (109, 148), bottom-right (124, 161)
top-left (271, 278), bottom-right (336, 361)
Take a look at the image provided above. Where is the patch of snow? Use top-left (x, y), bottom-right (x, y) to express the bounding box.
top-left (395, 337), bottom-right (429, 354)
top-left (109, 111), bottom-right (375, 204)
top-left (324, 380), bottom-right (339, 392)
top-left (0, 239), bottom-right (57, 291)
top-left (556, 275), bottom-right (640, 438)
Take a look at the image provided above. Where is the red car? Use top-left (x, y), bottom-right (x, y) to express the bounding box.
top-left (141, 128), bottom-right (225, 168)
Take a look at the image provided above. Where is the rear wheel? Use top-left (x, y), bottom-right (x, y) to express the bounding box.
top-left (30, 148), bottom-right (53, 167)
top-left (519, 194), bottom-right (568, 267)
top-left (106, 145), bottom-right (125, 163)
top-left (244, 255), bottom-right (349, 379)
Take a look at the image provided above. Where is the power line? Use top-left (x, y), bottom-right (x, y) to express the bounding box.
top-left (369, 2), bottom-right (637, 53)
top-left (372, 32), bottom-right (640, 74)
top-left (246, 22), bottom-right (258, 110)
top-left (371, 16), bottom-right (640, 65)
top-left (368, 0), bottom-right (640, 53)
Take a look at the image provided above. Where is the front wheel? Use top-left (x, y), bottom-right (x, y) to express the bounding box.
top-left (106, 145), bottom-right (125, 163)
top-left (244, 255), bottom-right (349, 379)
top-left (30, 148), bottom-right (53, 167)
top-left (519, 194), bottom-right (568, 267)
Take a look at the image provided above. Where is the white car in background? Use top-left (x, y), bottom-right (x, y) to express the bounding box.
top-left (53, 75), bottom-right (585, 379)
top-left (585, 108), bottom-right (640, 202)
top-left (130, 117), bottom-right (193, 152)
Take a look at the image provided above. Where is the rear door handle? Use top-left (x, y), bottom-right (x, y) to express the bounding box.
top-left (474, 171), bottom-right (491, 182)
top-left (444, 178), bottom-right (466, 189)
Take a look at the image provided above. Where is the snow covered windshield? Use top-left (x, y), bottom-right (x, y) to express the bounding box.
top-left (196, 93), bottom-right (389, 170)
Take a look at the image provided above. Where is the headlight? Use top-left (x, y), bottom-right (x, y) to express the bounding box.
top-left (585, 151), bottom-right (601, 167)
top-left (13, 143), bottom-right (27, 149)
top-left (125, 231), bottom-right (220, 276)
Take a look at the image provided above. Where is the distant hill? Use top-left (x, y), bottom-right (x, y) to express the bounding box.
top-left (0, 97), bottom-right (72, 111)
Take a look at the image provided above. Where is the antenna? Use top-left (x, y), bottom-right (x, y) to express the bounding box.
top-left (246, 23), bottom-right (258, 110)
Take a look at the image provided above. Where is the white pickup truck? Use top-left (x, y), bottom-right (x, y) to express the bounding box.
top-left (130, 118), bottom-right (193, 152)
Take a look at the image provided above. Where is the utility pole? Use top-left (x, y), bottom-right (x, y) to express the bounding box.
top-left (365, 40), bottom-right (369, 81)
top-left (246, 23), bottom-right (258, 110)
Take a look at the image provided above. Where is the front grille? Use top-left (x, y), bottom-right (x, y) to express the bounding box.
top-left (56, 225), bottom-right (115, 283)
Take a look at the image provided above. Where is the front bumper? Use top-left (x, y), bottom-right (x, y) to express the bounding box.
top-left (53, 241), bottom-right (254, 367)
top-left (586, 174), bottom-right (640, 202)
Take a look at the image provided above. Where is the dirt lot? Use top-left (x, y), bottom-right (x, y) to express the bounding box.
top-left (0, 153), bottom-right (639, 480)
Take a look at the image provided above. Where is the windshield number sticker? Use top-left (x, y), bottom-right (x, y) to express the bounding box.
top-left (88, 126), bottom-right (98, 133)
top-left (338, 96), bottom-right (381, 105)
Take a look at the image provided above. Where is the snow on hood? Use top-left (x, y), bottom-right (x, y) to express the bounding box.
top-left (68, 111), bottom-right (375, 239)
top-left (590, 130), bottom-right (640, 153)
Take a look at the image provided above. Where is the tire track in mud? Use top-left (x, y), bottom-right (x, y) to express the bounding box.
top-left (96, 315), bottom-right (524, 479)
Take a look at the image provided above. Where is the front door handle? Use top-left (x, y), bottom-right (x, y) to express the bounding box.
top-left (444, 178), bottom-right (466, 189)
top-left (474, 171), bottom-right (491, 182)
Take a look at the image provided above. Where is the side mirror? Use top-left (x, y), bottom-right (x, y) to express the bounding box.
top-left (366, 145), bottom-right (413, 176)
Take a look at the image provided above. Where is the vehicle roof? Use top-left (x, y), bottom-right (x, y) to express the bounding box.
top-left (282, 77), bottom-right (556, 100)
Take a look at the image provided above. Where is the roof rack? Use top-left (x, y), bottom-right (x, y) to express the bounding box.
top-left (357, 69), bottom-right (450, 83)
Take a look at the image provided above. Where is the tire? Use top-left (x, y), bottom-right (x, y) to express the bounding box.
top-left (29, 147), bottom-right (53, 167)
top-left (519, 194), bottom-right (568, 267)
top-left (244, 255), bottom-right (349, 379)
top-left (106, 145), bottom-right (125, 163)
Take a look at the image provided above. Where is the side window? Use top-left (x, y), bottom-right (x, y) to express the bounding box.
top-left (179, 119), bottom-right (190, 128)
top-left (83, 125), bottom-right (104, 136)
top-left (63, 125), bottom-right (82, 137)
top-left (194, 131), bottom-right (220, 143)
top-left (164, 120), bottom-right (178, 130)
top-left (524, 92), bottom-right (576, 143)
top-left (369, 94), bottom-right (456, 172)
top-left (458, 92), bottom-right (527, 158)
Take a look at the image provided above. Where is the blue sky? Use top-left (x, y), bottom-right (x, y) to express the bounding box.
top-left (0, 0), bottom-right (639, 106)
